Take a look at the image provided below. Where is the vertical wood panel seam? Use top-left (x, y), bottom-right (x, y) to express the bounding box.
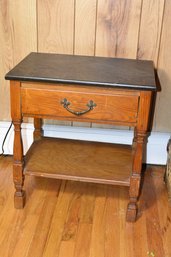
top-left (154, 0), bottom-right (167, 131)
top-left (136, 0), bottom-right (144, 59)
top-left (156, 0), bottom-right (167, 68)
top-left (73, 0), bottom-right (76, 55)
top-left (91, 0), bottom-right (99, 128)
top-left (72, 0), bottom-right (76, 129)
top-left (130, 0), bottom-right (143, 129)
top-left (36, 0), bottom-right (38, 53)
top-left (94, 0), bottom-right (99, 57)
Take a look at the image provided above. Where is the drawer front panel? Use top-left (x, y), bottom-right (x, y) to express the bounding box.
top-left (21, 87), bottom-right (139, 123)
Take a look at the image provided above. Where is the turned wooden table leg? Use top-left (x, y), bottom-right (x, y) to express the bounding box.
top-left (10, 81), bottom-right (25, 208)
top-left (126, 131), bottom-right (146, 222)
top-left (34, 118), bottom-right (43, 141)
top-left (126, 91), bottom-right (152, 222)
top-left (13, 120), bottom-right (25, 208)
top-left (132, 127), bottom-right (137, 150)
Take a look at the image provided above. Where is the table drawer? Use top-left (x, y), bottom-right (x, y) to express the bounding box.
top-left (21, 85), bottom-right (139, 123)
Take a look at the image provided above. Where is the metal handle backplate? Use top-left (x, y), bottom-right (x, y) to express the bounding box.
top-left (60, 98), bottom-right (97, 116)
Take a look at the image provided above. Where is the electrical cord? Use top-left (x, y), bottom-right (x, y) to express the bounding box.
top-left (0, 122), bottom-right (13, 156)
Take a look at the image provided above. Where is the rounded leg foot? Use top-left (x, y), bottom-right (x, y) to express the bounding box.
top-left (14, 191), bottom-right (25, 209)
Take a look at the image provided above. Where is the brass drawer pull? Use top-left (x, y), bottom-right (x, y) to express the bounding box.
top-left (60, 98), bottom-right (97, 116)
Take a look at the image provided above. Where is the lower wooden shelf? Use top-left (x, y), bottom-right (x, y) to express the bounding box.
top-left (24, 137), bottom-right (132, 186)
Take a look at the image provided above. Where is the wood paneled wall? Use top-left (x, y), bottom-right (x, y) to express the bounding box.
top-left (0, 0), bottom-right (170, 132)
top-left (0, 0), bottom-right (37, 120)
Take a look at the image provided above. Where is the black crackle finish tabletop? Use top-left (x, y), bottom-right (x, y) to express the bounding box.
top-left (5, 52), bottom-right (157, 91)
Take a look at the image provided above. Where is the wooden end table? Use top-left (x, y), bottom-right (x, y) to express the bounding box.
top-left (5, 53), bottom-right (157, 222)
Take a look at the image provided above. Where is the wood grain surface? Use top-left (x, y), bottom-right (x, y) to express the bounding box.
top-left (95, 0), bottom-right (142, 58)
top-left (37, 0), bottom-right (75, 126)
top-left (21, 86), bottom-right (139, 124)
top-left (9, 72), bottom-right (153, 221)
top-left (1, 0), bottom-right (171, 132)
top-left (154, 0), bottom-right (171, 131)
top-left (0, 0), bottom-right (37, 120)
top-left (137, 0), bottom-right (165, 65)
top-left (0, 156), bottom-right (170, 257)
top-left (10, 81), bottom-right (25, 209)
top-left (37, 0), bottom-right (75, 54)
top-left (24, 137), bottom-right (132, 186)
top-left (74, 0), bottom-right (97, 56)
